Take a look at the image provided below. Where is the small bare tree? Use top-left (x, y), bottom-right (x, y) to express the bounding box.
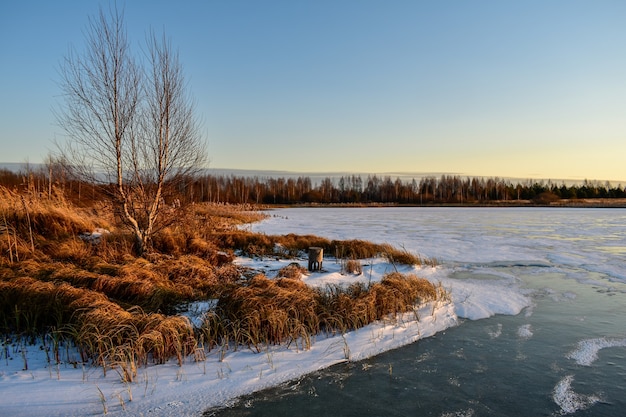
top-left (56, 6), bottom-right (206, 254)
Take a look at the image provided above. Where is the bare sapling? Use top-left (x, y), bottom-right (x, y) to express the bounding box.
top-left (55, 5), bottom-right (207, 256)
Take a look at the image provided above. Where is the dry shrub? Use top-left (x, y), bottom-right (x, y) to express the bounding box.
top-left (275, 234), bottom-right (332, 255)
top-left (316, 272), bottom-right (438, 333)
top-left (193, 203), bottom-right (266, 230)
top-left (0, 187), bottom-right (99, 240)
top-left (211, 231), bottom-right (274, 257)
top-left (205, 272), bottom-right (440, 350)
top-left (186, 237), bottom-right (234, 264)
top-left (207, 275), bottom-right (319, 350)
top-left (28, 206), bottom-right (93, 240)
top-left (370, 272), bottom-right (437, 317)
top-left (384, 248), bottom-right (425, 266)
top-left (49, 238), bottom-right (93, 262)
top-left (93, 232), bottom-right (135, 262)
top-left (344, 259), bottom-right (362, 274)
top-left (91, 261), bottom-right (121, 276)
top-left (24, 261), bottom-right (177, 312)
top-left (0, 186), bottom-right (112, 266)
top-left (0, 230), bottom-right (35, 265)
top-left (161, 255), bottom-right (219, 293)
top-left (0, 277), bottom-right (196, 378)
top-left (0, 277), bottom-right (111, 334)
top-left (76, 305), bottom-right (196, 378)
top-left (117, 262), bottom-right (196, 311)
top-left (134, 312), bottom-right (196, 366)
top-left (210, 230), bottom-right (429, 267)
top-left (214, 263), bottom-right (242, 284)
top-left (40, 257), bottom-right (193, 312)
top-left (151, 229), bottom-right (186, 256)
top-left (331, 239), bottom-right (385, 259)
top-left (315, 282), bottom-right (376, 331)
top-left (211, 231), bottom-right (334, 259)
top-left (276, 262), bottom-right (307, 279)
top-left (47, 264), bottom-right (104, 287)
top-left (331, 239), bottom-right (430, 266)
top-left (118, 257), bottom-right (160, 281)
top-left (9, 258), bottom-right (54, 279)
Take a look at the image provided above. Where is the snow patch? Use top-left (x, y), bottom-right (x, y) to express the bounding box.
top-left (78, 228), bottom-right (110, 243)
top-left (566, 337), bottom-right (626, 366)
top-left (553, 375), bottom-right (600, 414)
top-left (517, 324), bottom-right (533, 340)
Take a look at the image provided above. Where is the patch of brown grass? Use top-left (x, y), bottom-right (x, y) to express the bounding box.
top-left (276, 262), bottom-right (307, 279)
top-left (201, 271), bottom-right (442, 352)
top-left (211, 231), bottom-right (274, 257)
top-left (202, 275), bottom-right (319, 351)
top-left (211, 232), bottom-right (432, 266)
top-left (0, 186), bottom-right (105, 240)
top-left (370, 272), bottom-right (437, 317)
top-left (0, 277), bottom-right (196, 378)
top-left (343, 259), bottom-right (362, 274)
top-left (315, 272), bottom-right (439, 333)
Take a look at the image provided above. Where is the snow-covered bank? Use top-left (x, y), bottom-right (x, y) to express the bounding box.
top-left (0, 256), bottom-right (529, 417)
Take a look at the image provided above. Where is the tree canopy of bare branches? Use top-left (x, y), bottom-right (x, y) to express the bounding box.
top-left (55, 5), bottom-right (207, 254)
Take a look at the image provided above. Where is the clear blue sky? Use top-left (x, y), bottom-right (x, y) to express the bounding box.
top-left (2, 1), bottom-right (626, 182)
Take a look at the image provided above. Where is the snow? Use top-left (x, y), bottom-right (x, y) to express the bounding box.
top-left (0, 254), bottom-right (529, 417)
top-left (0, 208), bottom-right (541, 416)
top-left (566, 337), bottom-right (626, 366)
top-left (78, 228), bottom-right (111, 244)
top-left (552, 375), bottom-right (601, 414)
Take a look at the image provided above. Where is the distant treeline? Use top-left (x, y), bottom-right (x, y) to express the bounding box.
top-left (186, 174), bottom-right (626, 204)
top-left (3, 166), bottom-right (624, 206)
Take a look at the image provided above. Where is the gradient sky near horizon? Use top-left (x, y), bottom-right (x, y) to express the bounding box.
top-left (1, 1), bottom-right (626, 182)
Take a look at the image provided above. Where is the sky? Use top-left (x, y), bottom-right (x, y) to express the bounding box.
top-left (1, 1), bottom-right (626, 182)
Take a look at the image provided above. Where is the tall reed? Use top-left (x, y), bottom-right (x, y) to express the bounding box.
top-left (201, 271), bottom-right (443, 352)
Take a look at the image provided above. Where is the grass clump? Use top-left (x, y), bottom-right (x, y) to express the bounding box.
top-left (202, 275), bottom-right (319, 351)
top-left (316, 272), bottom-right (439, 333)
top-left (200, 271), bottom-right (443, 353)
top-left (214, 231), bottom-right (435, 267)
top-left (276, 262), bottom-right (308, 279)
top-left (343, 259), bottom-right (362, 275)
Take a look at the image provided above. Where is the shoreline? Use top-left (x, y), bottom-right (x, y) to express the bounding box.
top-left (270, 198), bottom-right (626, 209)
top-left (0, 258), bottom-right (460, 417)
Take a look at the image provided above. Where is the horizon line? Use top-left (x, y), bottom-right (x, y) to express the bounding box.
top-left (1, 162), bottom-right (624, 185)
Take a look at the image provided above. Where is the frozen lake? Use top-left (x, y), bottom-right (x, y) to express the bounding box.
top-left (216, 207), bottom-right (626, 416)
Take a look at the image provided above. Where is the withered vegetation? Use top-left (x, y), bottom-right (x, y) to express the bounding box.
top-left (1, 184), bottom-right (443, 378)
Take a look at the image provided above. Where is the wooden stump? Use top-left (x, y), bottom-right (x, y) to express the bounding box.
top-left (308, 247), bottom-right (323, 271)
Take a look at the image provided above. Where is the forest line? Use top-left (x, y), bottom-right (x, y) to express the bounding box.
top-left (2, 166), bottom-right (625, 206)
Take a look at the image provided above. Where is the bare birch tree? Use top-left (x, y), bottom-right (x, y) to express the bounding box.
top-left (56, 6), bottom-right (206, 254)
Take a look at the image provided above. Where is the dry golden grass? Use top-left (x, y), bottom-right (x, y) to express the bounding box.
top-left (0, 186), bottom-right (237, 370)
top-left (1, 276), bottom-right (196, 378)
top-left (315, 272), bottom-right (439, 333)
top-left (211, 230), bottom-right (274, 257)
top-left (276, 262), bottom-right (307, 279)
top-left (201, 271), bottom-right (442, 351)
top-left (2, 184), bottom-right (443, 370)
top-left (205, 274), bottom-right (320, 351)
top-left (212, 231), bottom-right (434, 267)
top-left (370, 272), bottom-right (437, 316)
top-left (0, 186), bottom-right (107, 241)
top-left (344, 259), bottom-right (362, 274)
top-left (192, 203), bottom-right (266, 231)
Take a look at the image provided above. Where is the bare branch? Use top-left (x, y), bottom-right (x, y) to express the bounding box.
top-left (55, 5), bottom-right (207, 255)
